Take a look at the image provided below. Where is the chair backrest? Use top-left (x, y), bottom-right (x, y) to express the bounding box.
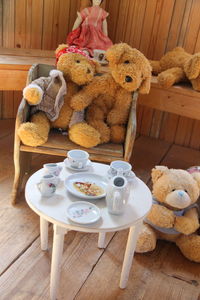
top-left (27, 63), bottom-right (55, 84)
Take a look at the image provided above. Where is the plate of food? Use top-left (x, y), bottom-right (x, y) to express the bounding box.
top-left (65, 173), bottom-right (108, 199)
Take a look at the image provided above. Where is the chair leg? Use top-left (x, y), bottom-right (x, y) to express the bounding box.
top-left (11, 149), bottom-right (32, 205)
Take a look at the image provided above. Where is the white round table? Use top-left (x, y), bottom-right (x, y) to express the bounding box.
top-left (25, 162), bottom-right (152, 300)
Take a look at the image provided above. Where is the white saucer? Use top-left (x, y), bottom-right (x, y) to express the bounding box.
top-left (64, 158), bottom-right (92, 172)
top-left (66, 201), bottom-right (101, 224)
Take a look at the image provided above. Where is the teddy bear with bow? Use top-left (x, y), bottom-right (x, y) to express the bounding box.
top-left (17, 44), bottom-right (101, 148)
top-left (136, 166), bottom-right (200, 263)
top-left (69, 43), bottom-right (152, 146)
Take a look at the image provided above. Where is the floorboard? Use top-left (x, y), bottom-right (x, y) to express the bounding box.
top-left (0, 120), bottom-right (199, 300)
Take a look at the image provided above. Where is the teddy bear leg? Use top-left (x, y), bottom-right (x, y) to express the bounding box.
top-left (158, 67), bottom-right (186, 88)
top-left (86, 104), bottom-right (110, 144)
top-left (136, 223), bottom-right (158, 253)
top-left (69, 122), bottom-right (101, 148)
top-left (88, 120), bottom-right (110, 144)
top-left (18, 112), bottom-right (50, 147)
top-left (176, 234), bottom-right (200, 262)
top-left (110, 125), bottom-right (126, 143)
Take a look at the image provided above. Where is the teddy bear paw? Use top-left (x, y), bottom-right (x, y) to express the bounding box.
top-left (136, 224), bottom-right (157, 253)
top-left (158, 73), bottom-right (176, 88)
top-left (69, 123), bottom-right (101, 148)
top-left (110, 125), bottom-right (126, 143)
top-left (18, 122), bottom-right (48, 146)
top-left (23, 84), bottom-right (44, 105)
top-left (176, 234), bottom-right (200, 263)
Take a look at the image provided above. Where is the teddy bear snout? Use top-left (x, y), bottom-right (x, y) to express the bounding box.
top-left (165, 190), bottom-right (191, 209)
top-left (125, 75), bottom-right (133, 83)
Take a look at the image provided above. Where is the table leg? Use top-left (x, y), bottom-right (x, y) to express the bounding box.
top-left (119, 221), bottom-right (142, 289)
top-left (50, 225), bottom-right (67, 300)
top-left (98, 232), bottom-right (106, 248)
top-left (40, 217), bottom-right (49, 251)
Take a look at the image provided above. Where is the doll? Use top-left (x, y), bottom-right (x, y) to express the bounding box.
top-left (67, 0), bottom-right (113, 57)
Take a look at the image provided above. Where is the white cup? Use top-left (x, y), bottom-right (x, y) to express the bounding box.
top-left (37, 174), bottom-right (58, 197)
top-left (109, 160), bottom-right (132, 177)
top-left (67, 149), bottom-right (89, 169)
top-left (43, 163), bottom-right (62, 177)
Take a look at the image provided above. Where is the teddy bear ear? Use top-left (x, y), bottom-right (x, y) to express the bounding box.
top-left (138, 55), bottom-right (152, 94)
top-left (151, 166), bottom-right (169, 184)
top-left (55, 44), bottom-right (69, 56)
top-left (184, 53), bottom-right (200, 79)
top-left (191, 172), bottom-right (200, 189)
top-left (138, 75), bottom-right (151, 94)
top-left (106, 43), bottom-right (131, 65)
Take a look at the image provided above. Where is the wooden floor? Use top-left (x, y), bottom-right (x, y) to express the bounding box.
top-left (0, 119), bottom-right (200, 300)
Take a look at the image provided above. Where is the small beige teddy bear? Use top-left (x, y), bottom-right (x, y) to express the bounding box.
top-left (136, 166), bottom-right (200, 263)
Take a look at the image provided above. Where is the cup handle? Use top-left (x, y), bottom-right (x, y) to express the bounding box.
top-left (78, 162), bottom-right (83, 169)
top-left (117, 168), bottom-right (123, 176)
top-left (37, 182), bottom-right (41, 191)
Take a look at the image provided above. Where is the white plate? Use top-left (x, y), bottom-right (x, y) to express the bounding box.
top-left (65, 172), bottom-right (108, 199)
top-left (66, 201), bottom-right (101, 224)
top-left (64, 158), bottom-right (92, 171)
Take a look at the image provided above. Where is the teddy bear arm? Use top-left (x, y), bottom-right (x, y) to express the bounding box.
top-left (149, 60), bottom-right (162, 75)
top-left (174, 207), bottom-right (199, 235)
top-left (107, 92), bottom-right (132, 125)
top-left (23, 77), bottom-right (49, 105)
top-left (147, 204), bottom-right (175, 228)
top-left (70, 76), bottom-right (111, 111)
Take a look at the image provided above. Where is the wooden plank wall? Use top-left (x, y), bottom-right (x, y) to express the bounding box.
top-left (0, 0), bottom-right (200, 150)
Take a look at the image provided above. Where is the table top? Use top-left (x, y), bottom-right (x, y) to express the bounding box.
top-left (25, 162), bottom-right (152, 233)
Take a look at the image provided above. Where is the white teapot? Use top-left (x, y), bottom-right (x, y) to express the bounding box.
top-left (106, 175), bottom-right (128, 215)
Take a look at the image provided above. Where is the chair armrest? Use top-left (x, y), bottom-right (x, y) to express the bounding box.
top-left (124, 92), bottom-right (138, 162)
top-left (15, 98), bottom-right (30, 130)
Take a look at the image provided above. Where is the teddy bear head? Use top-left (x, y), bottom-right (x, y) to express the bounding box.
top-left (105, 43), bottom-right (152, 94)
top-left (55, 44), bottom-right (100, 85)
top-left (184, 53), bottom-right (200, 92)
top-left (151, 166), bottom-right (200, 210)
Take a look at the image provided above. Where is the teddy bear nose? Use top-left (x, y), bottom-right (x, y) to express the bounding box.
top-left (87, 68), bottom-right (91, 74)
top-left (125, 76), bottom-right (132, 82)
top-left (178, 191), bottom-right (184, 197)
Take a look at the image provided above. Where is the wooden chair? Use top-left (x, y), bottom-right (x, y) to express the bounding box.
top-left (12, 64), bottom-right (138, 204)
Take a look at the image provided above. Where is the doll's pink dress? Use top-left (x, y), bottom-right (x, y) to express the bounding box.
top-left (67, 6), bottom-right (113, 56)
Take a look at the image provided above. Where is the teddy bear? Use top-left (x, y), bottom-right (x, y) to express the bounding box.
top-left (17, 44), bottom-right (101, 148)
top-left (150, 47), bottom-right (200, 91)
top-left (136, 166), bottom-right (200, 263)
top-left (69, 43), bottom-right (152, 146)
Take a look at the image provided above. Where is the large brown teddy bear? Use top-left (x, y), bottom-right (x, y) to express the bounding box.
top-left (18, 44), bottom-right (101, 148)
top-left (69, 43), bottom-right (152, 145)
top-left (136, 166), bottom-right (200, 263)
top-left (150, 47), bottom-right (200, 91)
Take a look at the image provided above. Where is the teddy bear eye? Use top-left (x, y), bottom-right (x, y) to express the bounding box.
top-left (124, 60), bottom-right (130, 64)
top-left (184, 189), bottom-right (188, 193)
top-left (76, 60), bottom-right (80, 63)
top-left (172, 189), bottom-right (176, 192)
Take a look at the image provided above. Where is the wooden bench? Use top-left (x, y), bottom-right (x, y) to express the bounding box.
top-left (0, 47), bottom-right (55, 90)
top-left (138, 77), bottom-right (200, 121)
